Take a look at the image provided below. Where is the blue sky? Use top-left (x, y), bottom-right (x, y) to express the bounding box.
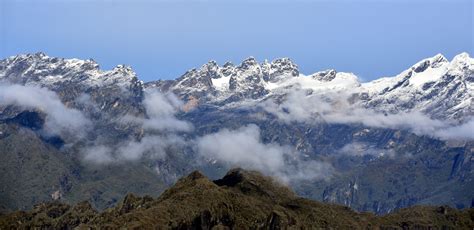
top-left (0, 0), bottom-right (472, 82)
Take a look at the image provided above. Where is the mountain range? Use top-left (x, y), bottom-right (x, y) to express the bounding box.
top-left (0, 52), bottom-right (472, 215)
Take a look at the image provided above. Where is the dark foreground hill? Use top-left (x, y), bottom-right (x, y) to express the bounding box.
top-left (1, 169), bottom-right (473, 229)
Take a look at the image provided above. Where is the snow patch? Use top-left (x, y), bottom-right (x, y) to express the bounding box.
top-left (211, 76), bottom-right (231, 90)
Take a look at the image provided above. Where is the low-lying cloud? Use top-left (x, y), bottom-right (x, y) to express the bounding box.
top-left (82, 134), bottom-right (185, 164)
top-left (260, 88), bottom-right (474, 140)
top-left (122, 91), bottom-right (192, 132)
top-left (0, 84), bottom-right (91, 139)
top-left (82, 90), bottom-right (191, 164)
top-left (196, 124), bottom-right (333, 183)
top-left (82, 145), bottom-right (115, 164)
top-left (434, 119), bottom-right (474, 140)
top-left (337, 142), bottom-right (395, 158)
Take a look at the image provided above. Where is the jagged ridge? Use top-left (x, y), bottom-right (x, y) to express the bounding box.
top-left (143, 52), bottom-right (473, 121)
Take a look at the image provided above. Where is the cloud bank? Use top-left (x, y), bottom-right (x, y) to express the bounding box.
top-left (196, 124), bottom-right (333, 183)
top-left (0, 84), bottom-right (91, 139)
top-left (260, 88), bottom-right (474, 140)
top-left (434, 119), bottom-right (474, 140)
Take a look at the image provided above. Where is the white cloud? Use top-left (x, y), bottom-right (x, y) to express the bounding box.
top-left (259, 88), bottom-right (473, 140)
top-left (0, 84), bottom-right (91, 139)
top-left (196, 124), bottom-right (333, 183)
top-left (122, 90), bottom-right (192, 132)
top-left (116, 135), bottom-right (184, 161)
top-left (324, 109), bottom-right (446, 136)
top-left (338, 142), bottom-right (395, 158)
top-left (82, 134), bottom-right (185, 164)
top-left (83, 90), bottom-right (191, 164)
top-left (434, 119), bottom-right (474, 140)
top-left (260, 89), bottom-right (331, 123)
top-left (82, 145), bottom-right (115, 164)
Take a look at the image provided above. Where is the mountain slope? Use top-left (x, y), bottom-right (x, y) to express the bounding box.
top-left (0, 117), bottom-right (169, 213)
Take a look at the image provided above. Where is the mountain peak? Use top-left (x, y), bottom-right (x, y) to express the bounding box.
top-left (223, 61), bottom-right (234, 68)
top-left (13, 52), bottom-right (48, 60)
top-left (33, 52), bottom-right (48, 59)
top-left (113, 64), bottom-right (135, 73)
top-left (269, 57), bottom-right (299, 76)
top-left (410, 53), bottom-right (448, 73)
top-left (261, 57), bottom-right (299, 83)
top-left (310, 69), bottom-right (337, 81)
top-left (187, 170), bottom-right (207, 180)
top-left (431, 53), bottom-right (448, 64)
top-left (452, 52), bottom-right (470, 60)
top-left (271, 57), bottom-right (295, 66)
top-left (213, 168), bottom-right (295, 200)
top-left (201, 60), bottom-right (218, 68)
top-left (450, 52), bottom-right (473, 72)
top-left (239, 56), bottom-right (259, 69)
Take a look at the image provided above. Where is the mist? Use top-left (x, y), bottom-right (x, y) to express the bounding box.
top-left (259, 88), bottom-right (474, 140)
top-left (196, 124), bottom-right (333, 183)
top-left (0, 84), bottom-right (91, 140)
top-left (82, 90), bottom-right (191, 164)
top-left (337, 142), bottom-right (395, 158)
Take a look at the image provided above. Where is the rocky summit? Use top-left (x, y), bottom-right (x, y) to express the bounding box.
top-left (1, 169), bottom-right (473, 229)
top-left (0, 52), bottom-right (473, 217)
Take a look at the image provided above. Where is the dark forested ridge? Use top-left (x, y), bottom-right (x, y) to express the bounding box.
top-left (1, 169), bottom-right (473, 229)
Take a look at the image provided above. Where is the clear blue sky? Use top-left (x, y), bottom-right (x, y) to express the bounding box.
top-left (0, 0), bottom-right (472, 82)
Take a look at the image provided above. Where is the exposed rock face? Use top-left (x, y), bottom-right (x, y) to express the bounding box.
top-left (1, 169), bottom-right (473, 229)
top-left (262, 57), bottom-right (299, 82)
top-left (310, 69), bottom-right (337, 81)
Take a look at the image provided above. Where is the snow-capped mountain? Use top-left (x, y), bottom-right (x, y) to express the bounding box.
top-left (0, 52), bottom-right (142, 89)
top-left (145, 56), bottom-right (299, 102)
top-left (1, 52), bottom-right (472, 122)
top-left (0, 52), bottom-right (145, 117)
top-left (360, 53), bottom-right (473, 121)
top-left (146, 52), bottom-right (473, 122)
